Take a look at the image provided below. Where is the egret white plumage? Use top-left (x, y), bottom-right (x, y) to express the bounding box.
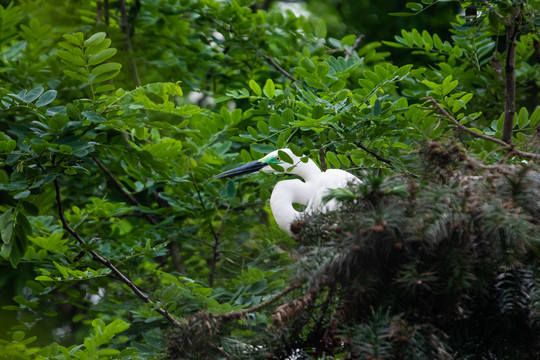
top-left (213, 149), bottom-right (360, 236)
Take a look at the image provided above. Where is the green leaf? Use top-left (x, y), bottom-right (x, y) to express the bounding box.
top-left (406, 2), bottom-right (423, 11)
top-left (278, 150), bottom-right (293, 164)
top-left (56, 50), bottom-right (85, 66)
top-left (282, 109), bottom-right (294, 123)
top-left (314, 20), bottom-right (327, 38)
top-left (63, 33), bottom-right (83, 46)
top-left (226, 180), bottom-right (236, 197)
top-left (64, 70), bottom-right (88, 83)
top-left (269, 113), bottom-right (282, 129)
top-left (373, 99), bottom-right (382, 116)
top-left (249, 80), bottom-right (262, 96)
top-left (12, 331), bottom-right (25, 342)
top-left (23, 87), bottom-right (44, 103)
top-left (35, 90), bottom-right (57, 107)
top-left (325, 151), bottom-right (340, 169)
top-left (263, 79), bottom-right (275, 98)
top-left (87, 48), bottom-right (117, 66)
top-left (90, 62), bottom-right (122, 76)
top-left (84, 32), bottom-right (106, 48)
top-left (530, 107), bottom-right (540, 127)
top-left (257, 120), bottom-right (270, 136)
top-left (300, 57), bottom-right (316, 72)
top-left (14, 190), bottom-right (30, 199)
top-left (517, 107), bottom-right (529, 128)
top-left (82, 111), bottom-right (106, 123)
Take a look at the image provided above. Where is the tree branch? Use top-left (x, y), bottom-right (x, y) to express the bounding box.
top-left (502, 6), bottom-right (521, 144)
top-left (54, 177), bottom-right (182, 327)
top-left (344, 35), bottom-right (364, 61)
top-left (260, 52), bottom-right (300, 83)
top-left (423, 97), bottom-right (540, 160)
top-left (119, 0), bottom-right (141, 87)
top-left (93, 157), bottom-right (185, 273)
top-left (191, 173), bottom-right (222, 287)
top-left (216, 282), bottom-right (301, 320)
top-left (355, 141), bottom-right (397, 168)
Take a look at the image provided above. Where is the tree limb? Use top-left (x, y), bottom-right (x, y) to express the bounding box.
top-left (216, 282), bottom-right (302, 320)
top-left (423, 97), bottom-right (540, 160)
top-left (344, 35), bottom-right (364, 61)
top-left (502, 6), bottom-right (521, 144)
top-left (54, 178), bottom-right (182, 327)
top-left (93, 157), bottom-right (186, 273)
top-left (260, 52), bottom-right (300, 83)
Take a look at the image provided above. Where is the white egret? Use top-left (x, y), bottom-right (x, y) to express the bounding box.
top-left (213, 149), bottom-right (360, 236)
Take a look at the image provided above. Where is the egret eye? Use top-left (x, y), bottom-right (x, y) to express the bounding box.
top-left (275, 156), bottom-right (280, 161)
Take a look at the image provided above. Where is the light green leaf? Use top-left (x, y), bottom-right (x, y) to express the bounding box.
top-left (517, 107), bottom-right (529, 128)
top-left (530, 107), bottom-right (540, 127)
top-left (35, 90), bottom-right (57, 107)
top-left (56, 50), bottom-right (85, 66)
top-left (84, 32), bottom-right (106, 48)
top-left (90, 62), bottom-right (122, 76)
top-left (249, 80), bottom-right (262, 96)
top-left (264, 79), bottom-right (276, 98)
top-left (88, 48), bottom-right (117, 66)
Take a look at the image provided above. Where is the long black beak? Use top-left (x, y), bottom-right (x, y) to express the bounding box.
top-left (212, 161), bottom-right (267, 179)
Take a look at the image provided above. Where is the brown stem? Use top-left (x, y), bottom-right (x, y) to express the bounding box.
top-left (319, 148), bottom-right (328, 172)
top-left (260, 52), bottom-right (300, 83)
top-left (104, 0), bottom-right (110, 26)
top-left (96, 1), bottom-right (102, 23)
top-left (423, 97), bottom-right (540, 160)
top-left (344, 35), bottom-right (364, 61)
top-left (93, 157), bottom-right (185, 273)
top-left (191, 174), bottom-right (221, 286)
top-left (502, 6), bottom-right (520, 144)
top-left (54, 178), bottom-right (181, 327)
top-left (119, 0), bottom-right (141, 87)
top-left (355, 141), bottom-right (395, 168)
top-left (217, 283), bottom-right (301, 320)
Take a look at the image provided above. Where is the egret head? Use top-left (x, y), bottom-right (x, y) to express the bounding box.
top-left (259, 149), bottom-right (302, 174)
top-left (212, 148), bottom-right (304, 179)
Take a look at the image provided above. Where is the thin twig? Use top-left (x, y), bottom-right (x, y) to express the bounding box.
top-left (423, 97), bottom-right (540, 160)
top-left (260, 52), bottom-right (300, 83)
top-left (93, 157), bottom-right (185, 273)
top-left (217, 283), bottom-right (301, 320)
top-left (54, 178), bottom-right (182, 327)
top-left (191, 173), bottom-right (221, 286)
top-left (355, 141), bottom-right (396, 168)
top-left (93, 158), bottom-right (154, 223)
top-left (344, 34), bottom-right (364, 61)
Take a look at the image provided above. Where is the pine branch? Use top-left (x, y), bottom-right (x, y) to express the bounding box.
top-left (54, 178), bottom-right (182, 327)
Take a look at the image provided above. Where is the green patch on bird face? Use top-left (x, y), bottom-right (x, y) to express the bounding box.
top-left (264, 156), bottom-right (282, 164)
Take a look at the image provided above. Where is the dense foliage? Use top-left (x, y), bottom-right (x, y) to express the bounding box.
top-left (0, 0), bottom-right (539, 359)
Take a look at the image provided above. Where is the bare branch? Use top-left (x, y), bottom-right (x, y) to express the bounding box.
top-left (423, 97), bottom-right (540, 160)
top-left (344, 35), bottom-right (364, 61)
top-left (54, 178), bottom-right (182, 327)
top-left (217, 283), bottom-right (302, 320)
top-left (260, 52), bottom-right (300, 83)
top-left (94, 157), bottom-right (186, 273)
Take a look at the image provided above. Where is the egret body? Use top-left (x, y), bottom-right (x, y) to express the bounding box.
top-left (214, 149), bottom-right (360, 236)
